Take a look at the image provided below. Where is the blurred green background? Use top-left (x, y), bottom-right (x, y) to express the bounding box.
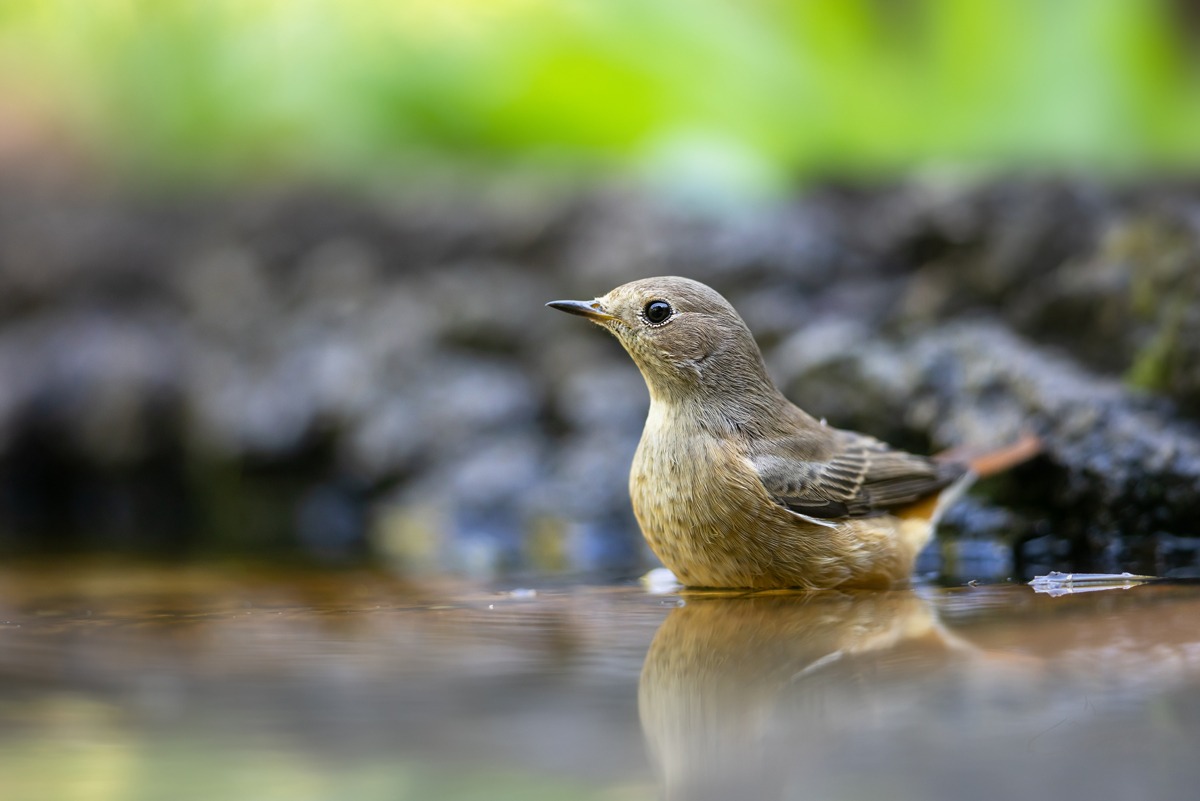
top-left (3, 0), bottom-right (1200, 190)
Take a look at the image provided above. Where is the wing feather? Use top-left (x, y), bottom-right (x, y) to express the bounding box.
top-left (750, 429), bottom-right (965, 520)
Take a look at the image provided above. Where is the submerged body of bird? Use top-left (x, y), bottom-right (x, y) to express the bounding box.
top-left (629, 389), bottom-right (941, 588)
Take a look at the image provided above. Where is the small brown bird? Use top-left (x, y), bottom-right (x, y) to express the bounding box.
top-left (548, 276), bottom-right (1037, 589)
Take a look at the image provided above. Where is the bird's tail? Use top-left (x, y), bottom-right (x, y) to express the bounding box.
top-left (896, 433), bottom-right (1041, 525)
top-left (934, 432), bottom-right (1042, 479)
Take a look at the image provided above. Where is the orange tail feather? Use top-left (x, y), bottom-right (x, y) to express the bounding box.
top-left (896, 433), bottom-right (1041, 522)
top-left (950, 433), bottom-right (1042, 479)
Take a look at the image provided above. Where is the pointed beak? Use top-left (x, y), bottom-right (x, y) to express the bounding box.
top-left (545, 299), bottom-right (620, 323)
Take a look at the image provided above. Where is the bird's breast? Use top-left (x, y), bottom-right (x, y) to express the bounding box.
top-left (629, 402), bottom-right (779, 585)
top-left (630, 403), bottom-right (712, 524)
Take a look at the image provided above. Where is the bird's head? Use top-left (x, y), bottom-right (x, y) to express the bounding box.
top-left (547, 276), bottom-right (774, 404)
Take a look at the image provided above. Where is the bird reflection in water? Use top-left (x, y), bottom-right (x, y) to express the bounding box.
top-left (638, 591), bottom-right (968, 801)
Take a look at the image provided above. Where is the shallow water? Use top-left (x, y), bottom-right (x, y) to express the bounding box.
top-left (1, 566), bottom-right (1198, 801)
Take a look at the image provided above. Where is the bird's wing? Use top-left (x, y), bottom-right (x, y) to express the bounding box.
top-left (749, 431), bottom-right (966, 519)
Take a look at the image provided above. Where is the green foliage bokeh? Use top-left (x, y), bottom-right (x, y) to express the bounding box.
top-left (2, 0), bottom-right (1199, 188)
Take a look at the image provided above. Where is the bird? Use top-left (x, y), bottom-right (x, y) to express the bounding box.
top-left (547, 276), bottom-right (1038, 590)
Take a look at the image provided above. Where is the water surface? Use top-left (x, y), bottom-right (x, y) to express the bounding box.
top-left (0, 565), bottom-right (1197, 800)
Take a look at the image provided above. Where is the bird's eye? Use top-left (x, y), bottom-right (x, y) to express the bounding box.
top-left (643, 300), bottom-right (673, 325)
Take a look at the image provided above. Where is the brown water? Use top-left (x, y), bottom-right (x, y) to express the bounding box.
top-left (0, 565), bottom-right (1198, 801)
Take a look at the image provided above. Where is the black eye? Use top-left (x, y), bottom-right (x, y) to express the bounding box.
top-left (643, 300), bottom-right (672, 325)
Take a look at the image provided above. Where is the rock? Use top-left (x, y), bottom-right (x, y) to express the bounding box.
top-left (0, 176), bottom-right (1199, 578)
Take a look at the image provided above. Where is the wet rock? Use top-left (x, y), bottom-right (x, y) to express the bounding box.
top-left (1, 177), bottom-right (1200, 577)
top-left (1020, 533), bottom-right (1077, 580)
top-left (0, 310), bottom-right (181, 465)
top-left (295, 481), bottom-right (366, 561)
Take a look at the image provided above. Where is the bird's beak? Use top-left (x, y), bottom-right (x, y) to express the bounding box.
top-left (545, 299), bottom-right (620, 323)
